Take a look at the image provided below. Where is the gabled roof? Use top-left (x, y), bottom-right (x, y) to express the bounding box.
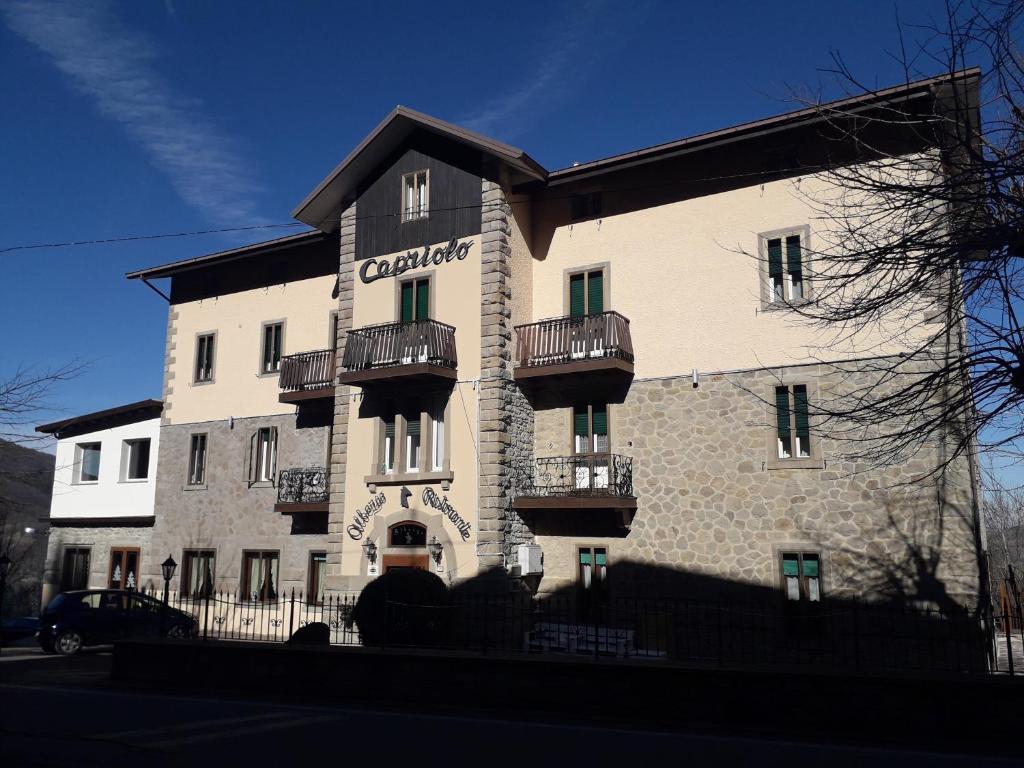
top-left (37, 399), bottom-right (163, 439)
top-left (292, 105), bottom-right (548, 232)
top-left (125, 230), bottom-right (329, 281)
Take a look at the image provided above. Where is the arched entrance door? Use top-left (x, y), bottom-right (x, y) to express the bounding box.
top-left (382, 521), bottom-right (429, 573)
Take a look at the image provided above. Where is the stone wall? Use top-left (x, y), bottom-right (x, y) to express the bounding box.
top-left (42, 525), bottom-right (154, 603)
top-left (327, 202), bottom-right (356, 594)
top-left (148, 414), bottom-right (329, 596)
top-left (531, 365), bottom-right (981, 609)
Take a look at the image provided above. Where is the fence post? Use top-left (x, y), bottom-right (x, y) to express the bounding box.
top-left (1006, 616), bottom-right (1015, 676)
top-left (289, 589), bottom-right (296, 641)
top-left (202, 588), bottom-right (210, 641)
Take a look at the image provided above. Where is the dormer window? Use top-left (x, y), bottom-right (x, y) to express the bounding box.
top-left (402, 170), bottom-right (429, 222)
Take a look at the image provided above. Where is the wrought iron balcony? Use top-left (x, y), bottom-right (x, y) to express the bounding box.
top-left (274, 466), bottom-right (329, 513)
top-left (513, 453), bottom-right (637, 523)
top-left (278, 348), bottom-right (337, 404)
top-left (338, 318), bottom-right (457, 387)
top-left (514, 311), bottom-right (634, 387)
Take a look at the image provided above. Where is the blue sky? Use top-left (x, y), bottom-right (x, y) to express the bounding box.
top-left (2, 0), bottom-right (995, 463)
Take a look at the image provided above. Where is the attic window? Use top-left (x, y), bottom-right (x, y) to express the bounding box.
top-left (402, 171), bottom-right (429, 222)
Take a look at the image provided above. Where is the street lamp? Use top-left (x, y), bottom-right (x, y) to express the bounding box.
top-left (427, 536), bottom-right (443, 568)
top-left (362, 538), bottom-right (377, 565)
top-left (0, 554), bottom-right (11, 657)
top-left (161, 555), bottom-right (177, 605)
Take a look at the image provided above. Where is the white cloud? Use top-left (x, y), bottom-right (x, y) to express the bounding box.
top-left (2, 0), bottom-right (265, 226)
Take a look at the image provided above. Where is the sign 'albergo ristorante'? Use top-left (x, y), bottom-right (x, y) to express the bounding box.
top-left (359, 238), bottom-right (473, 284)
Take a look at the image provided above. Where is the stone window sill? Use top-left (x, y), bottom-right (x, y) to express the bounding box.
top-left (248, 480), bottom-right (275, 489)
top-left (765, 456), bottom-right (825, 471)
top-left (364, 470), bottom-right (454, 487)
top-left (183, 483), bottom-right (208, 492)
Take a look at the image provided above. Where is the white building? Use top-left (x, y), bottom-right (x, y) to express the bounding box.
top-left (36, 400), bottom-right (163, 603)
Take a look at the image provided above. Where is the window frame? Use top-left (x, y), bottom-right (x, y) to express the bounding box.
top-left (308, 551), bottom-right (327, 604)
top-left (577, 545), bottom-right (610, 620)
top-left (241, 550), bottom-right (280, 602)
top-left (258, 320), bottom-right (286, 376)
top-left (108, 547), bottom-right (141, 590)
top-left (194, 331), bottom-right (217, 384)
top-left (758, 225), bottom-right (812, 309)
top-left (777, 549), bottom-right (825, 603)
top-left (120, 438), bottom-right (151, 482)
top-left (61, 546), bottom-right (91, 591)
top-left (187, 432), bottom-right (208, 487)
top-left (366, 398), bottom-right (453, 485)
top-left (570, 403), bottom-right (611, 455)
top-left (394, 272), bottom-right (434, 323)
top-left (181, 549), bottom-right (216, 599)
top-left (247, 426), bottom-right (278, 486)
top-left (562, 262), bottom-right (610, 318)
top-left (401, 169), bottom-right (430, 222)
top-left (75, 442), bottom-right (102, 484)
top-left (765, 377), bottom-right (824, 470)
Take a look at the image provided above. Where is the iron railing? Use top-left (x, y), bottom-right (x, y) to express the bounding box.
top-left (341, 319), bottom-right (456, 372)
top-left (515, 311), bottom-right (633, 369)
top-left (277, 466), bottom-right (329, 505)
top-left (514, 453), bottom-right (634, 498)
top-left (279, 348), bottom-right (336, 393)
top-left (145, 587), bottom-right (989, 675)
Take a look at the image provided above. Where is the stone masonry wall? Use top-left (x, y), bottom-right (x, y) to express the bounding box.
top-left (43, 526), bottom-right (154, 600)
top-left (532, 365), bottom-right (981, 610)
top-left (148, 414), bottom-right (329, 595)
top-left (326, 202), bottom-right (356, 593)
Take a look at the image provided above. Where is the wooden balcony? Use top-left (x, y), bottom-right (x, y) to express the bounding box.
top-left (514, 312), bottom-right (633, 398)
top-left (513, 453), bottom-right (637, 531)
top-left (278, 348), bottom-right (336, 404)
top-left (338, 319), bottom-right (457, 387)
top-left (274, 466), bottom-right (329, 513)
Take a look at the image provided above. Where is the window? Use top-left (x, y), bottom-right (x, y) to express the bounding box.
top-left (308, 552), bottom-right (327, 603)
top-left (187, 433), bottom-right (208, 485)
top-left (382, 417), bottom-right (396, 474)
top-left (571, 192), bottom-right (602, 221)
top-left (568, 269), bottom-right (604, 318)
top-left (573, 404), bottom-right (609, 453)
top-left (764, 230), bottom-right (807, 304)
top-left (578, 546), bottom-right (609, 619)
top-left (182, 550), bottom-right (215, 598)
top-left (775, 385), bottom-right (811, 459)
top-left (108, 548), bottom-right (140, 590)
top-left (76, 443), bottom-right (101, 483)
top-left (402, 170), bottom-right (428, 221)
top-left (261, 322), bottom-right (284, 374)
top-left (405, 414), bottom-right (421, 472)
top-left (781, 552), bottom-right (822, 602)
top-left (247, 427), bottom-right (278, 484)
top-left (399, 277), bottom-right (430, 322)
top-left (389, 522), bottom-right (427, 546)
top-left (242, 551), bottom-right (279, 601)
top-left (431, 403), bottom-right (445, 471)
top-left (61, 547), bottom-right (90, 591)
top-left (195, 333), bottom-right (215, 383)
top-left (122, 438), bottom-right (151, 481)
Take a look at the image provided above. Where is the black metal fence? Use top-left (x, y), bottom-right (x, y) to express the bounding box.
top-left (513, 453), bottom-right (634, 498)
top-left (276, 467), bottom-right (329, 505)
top-left (148, 586), bottom-right (992, 675)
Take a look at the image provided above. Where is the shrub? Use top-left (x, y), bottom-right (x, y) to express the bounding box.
top-left (353, 569), bottom-right (452, 647)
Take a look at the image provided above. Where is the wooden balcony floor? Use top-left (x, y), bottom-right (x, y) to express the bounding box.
top-left (337, 362), bottom-right (458, 387)
top-left (279, 385), bottom-right (336, 404)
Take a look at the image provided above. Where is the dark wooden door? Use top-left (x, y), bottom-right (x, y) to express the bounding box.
top-left (382, 554), bottom-right (429, 573)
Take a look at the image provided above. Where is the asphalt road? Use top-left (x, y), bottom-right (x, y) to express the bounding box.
top-left (1, 649), bottom-right (1022, 767)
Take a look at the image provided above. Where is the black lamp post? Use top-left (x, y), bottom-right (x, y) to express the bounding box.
top-left (161, 555), bottom-right (177, 605)
top-left (0, 554), bottom-right (11, 657)
top-left (362, 539), bottom-right (377, 566)
top-left (427, 536), bottom-right (443, 568)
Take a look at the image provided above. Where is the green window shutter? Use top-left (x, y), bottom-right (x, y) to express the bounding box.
top-left (591, 404), bottom-right (608, 436)
top-left (782, 554), bottom-right (799, 577)
top-left (384, 419), bottom-right (395, 439)
top-left (775, 386), bottom-right (791, 438)
top-left (400, 282), bottom-right (414, 323)
top-left (573, 406), bottom-right (589, 437)
top-left (802, 554), bottom-right (819, 578)
top-left (594, 549), bottom-right (607, 566)
top-left (569, 273), bottom-right (585, 317)
top-left (786, 235), bottom-right (802, 276)
top-left (415, 280), bottom-right (429, 320)
top-left (767, 238), bottom-right (783, 277)
top-left (405, 417), bottom-right (421, 436)
top-left (587, 271), bottom-right (604, 315)
top-left (579, 551), bottom-right (592, 566)
top-left (793, 384), bottom-right (810, 439)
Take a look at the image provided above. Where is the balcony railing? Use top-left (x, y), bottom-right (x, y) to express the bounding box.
top-left (276, 466), bottom-right (329, 507)
top-left (515, 311), bottom-right (633, 370)
top-left (514, 453), bottom-right (634, 499)
top-left (279, 348), bottom-right (337, 393)
top-left (341, 319), bottom-right (457, 373)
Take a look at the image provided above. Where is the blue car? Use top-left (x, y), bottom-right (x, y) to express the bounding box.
top-left (37, 590), bottom-right (197, 655)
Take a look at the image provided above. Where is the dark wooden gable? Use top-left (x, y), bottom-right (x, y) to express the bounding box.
top-left (355, 130), bottom-right (482, 261)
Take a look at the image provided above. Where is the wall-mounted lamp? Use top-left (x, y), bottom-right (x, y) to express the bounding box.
top-left (427, 536), bottom-right (443, 566)
top-left (362, 538), bottom-right (378, 565)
